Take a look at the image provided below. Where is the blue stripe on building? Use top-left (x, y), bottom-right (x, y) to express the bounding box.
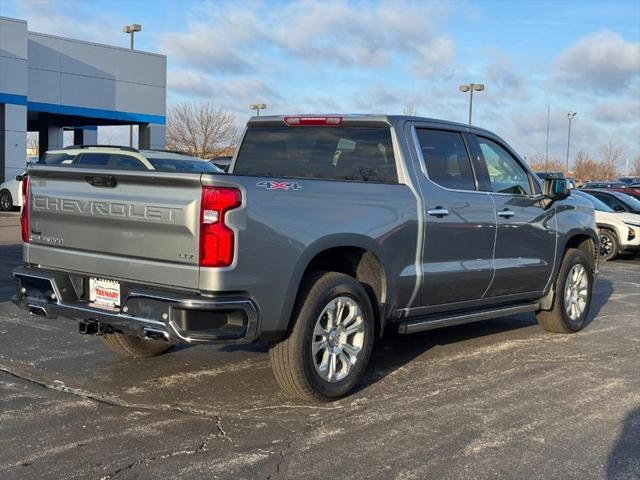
top-left (0, 92), bottom-right (165, 125)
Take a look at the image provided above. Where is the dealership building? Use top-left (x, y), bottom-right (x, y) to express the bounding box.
top-left (0, 16), bottom-right (166, 182)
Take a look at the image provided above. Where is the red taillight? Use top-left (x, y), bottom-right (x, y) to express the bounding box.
top-left (283, 116), bottom-right (343, 126)
top-left (20, 176), bottom-right (30, 243)
top-left (199, 186), bottom-right (242, 267)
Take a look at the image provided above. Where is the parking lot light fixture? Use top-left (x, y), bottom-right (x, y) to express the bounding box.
top-left (459, 83), bottom-right (485, 125)
top-left (123, 24), bottom-right (142, 49)
top-left (250, 104), bottom-right (267, 116)
top-left (566, 111), bottom-right (577, 172)
top-left (123, 24), bottom-right (142, 146)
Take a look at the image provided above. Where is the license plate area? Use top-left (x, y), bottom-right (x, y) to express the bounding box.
top-left (89, 277), bottom-right (121, 307)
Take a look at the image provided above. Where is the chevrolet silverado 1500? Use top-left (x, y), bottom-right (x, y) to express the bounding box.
top-left (13, 115), bottom-right (598, 401)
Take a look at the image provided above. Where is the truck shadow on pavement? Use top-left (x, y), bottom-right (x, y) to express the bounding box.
top-left (356, 276), bottom-right (614, 393)
top-left (607, 406), bottom-right (640, 479)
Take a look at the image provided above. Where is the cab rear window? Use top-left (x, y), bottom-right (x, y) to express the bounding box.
top-left (234, 127), bottom-right (397, 183)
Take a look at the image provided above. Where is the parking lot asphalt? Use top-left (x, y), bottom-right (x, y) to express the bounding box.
top-left (0, 243), bottom-right (638, 480)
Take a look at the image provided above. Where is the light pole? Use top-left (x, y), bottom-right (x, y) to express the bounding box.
top-left (123, 24), bottom-right (142, 147)
top-left (250, 103), bottom-right (267, 116)
top-left (545, 105), bottom-right (550, 172)
top-left (566, 111), bottom-right (576, 173)
top-left (459, 83), bottom-right (485, 125)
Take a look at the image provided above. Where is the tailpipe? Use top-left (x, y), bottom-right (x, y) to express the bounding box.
top-left (28, 305), bottom-right (48, 317)
top-left (143, 327), bottom-right (170, 342)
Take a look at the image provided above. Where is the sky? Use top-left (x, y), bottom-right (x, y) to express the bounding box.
top-left (1, 0), bottom-right (639, 167)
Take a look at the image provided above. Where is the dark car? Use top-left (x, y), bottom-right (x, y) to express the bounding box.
top-left (619, 176), bottom-right (640, 186)
top-left (582, 189), bottom-right (640, 214)
top-left (579, 180), bottom-right (640, 200)
top-left (580, 181), bottom-right (628, 189)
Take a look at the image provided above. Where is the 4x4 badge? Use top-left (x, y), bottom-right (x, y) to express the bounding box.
top-left (256, 180), bottom-right (302, 191)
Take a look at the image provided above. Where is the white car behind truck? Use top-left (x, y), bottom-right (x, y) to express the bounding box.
top-left (0, 172), bottom-right (24, 211)
top-left (573, 191), bottom-right (640, 261)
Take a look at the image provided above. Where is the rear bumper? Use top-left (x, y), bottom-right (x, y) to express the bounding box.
top-left (12, 266), bottom-right (260, 344)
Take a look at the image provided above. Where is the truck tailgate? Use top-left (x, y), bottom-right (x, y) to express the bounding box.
top-left (25, 166), bottom-right (202, 289)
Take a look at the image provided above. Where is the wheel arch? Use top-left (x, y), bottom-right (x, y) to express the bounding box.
top-left (540, 229), bottom-right (598, 311)
top-left (282, 234), bottom-right (389, 338)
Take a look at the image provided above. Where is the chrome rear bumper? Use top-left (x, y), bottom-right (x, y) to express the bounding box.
top-left (12, 266), bottom-right (260, 344)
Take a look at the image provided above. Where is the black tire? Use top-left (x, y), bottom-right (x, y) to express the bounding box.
top-left (269, 272), bottom-right (375, 402)
top-left (99, 332), bottom-right (172, 358)
top-left (536, 248), bottom-right (593, 334)
top-left (0, 190), bottom-right (13, 211)
top-left (599, 229), bottom-right (619, 261)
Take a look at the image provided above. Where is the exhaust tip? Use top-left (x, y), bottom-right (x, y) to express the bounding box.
top-left (28, 305), bottom-right (48, 317)
top-left (143, 327), bottom-right (170, 342)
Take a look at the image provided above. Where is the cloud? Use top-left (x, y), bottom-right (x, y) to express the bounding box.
top-left (412, 36), bottom-right (455, 76)
top-left (11, 0), bottom-right (125, 45)
top-left (592, 97), bottom-right (640, 124)
top-left (554, 31), bottom-right (640, 92)
top-left (158, 0), bottom-right (454, 76)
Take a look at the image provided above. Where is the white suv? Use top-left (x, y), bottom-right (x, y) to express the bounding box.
top-left (573, 191), bottom-right (640, 261)
top-left (0, 172), bottom-right (24, 211)
top-left (0, 146), bottom-right (223, 211)
top-left (41, 145), bottom-right (224, 173)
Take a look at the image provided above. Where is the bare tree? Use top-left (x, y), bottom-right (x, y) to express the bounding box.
top-left (573, 151), bottom-right (600, 183)
top-left (528, 154), bottom-right (566, 174)
top-left (402, 104), bottom-right (418, 116)
top-left (166, 102), bottom-right (239, 158)
top-left (27, 133), bottom-right (39, 157)
top-left (632, 155), bottom-right (640, 176)
top-left (600, 142), bottom-right (624, 180)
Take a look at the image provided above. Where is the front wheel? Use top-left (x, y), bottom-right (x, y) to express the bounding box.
top-left (0, 190), bottom-right (13, 211)
top-left (536, 248), bottom-right (593, 334)
top-left (599, 229), bottom-right (619, 261)
top-left (269, 272), bottom-right (375, 402)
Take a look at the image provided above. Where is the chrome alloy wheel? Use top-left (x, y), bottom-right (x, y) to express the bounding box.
top-left (564, 264), bottom-right (589, 321)
top-left (599, 234), bottom-right (613, 257)
top-left (312, 296), bottom-right (365, 383)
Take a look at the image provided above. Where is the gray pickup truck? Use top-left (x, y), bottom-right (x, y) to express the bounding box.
top-left (13, 115), bottom-right (598, 401)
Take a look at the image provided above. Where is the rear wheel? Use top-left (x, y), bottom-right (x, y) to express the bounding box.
top-left (0, 190), bottom-right (13, 211)
top-left (269, 272), bottom-right (374, 402)
top-left (99, 332), bottom-right (172, 358)
top-left (536, 248), bottom-right (593, 334)
top-left (599, 229), bottom-right (619, 261)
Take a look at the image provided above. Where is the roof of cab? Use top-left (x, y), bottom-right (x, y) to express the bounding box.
top-left (246, 114), bottom-right (496, 136)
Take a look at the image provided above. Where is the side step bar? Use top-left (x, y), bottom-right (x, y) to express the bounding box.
top-left (397, 303), bottom-right (539, 335)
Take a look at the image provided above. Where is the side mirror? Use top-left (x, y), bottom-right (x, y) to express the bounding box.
top-left (543, 178), bottom-right (569, 201)
top-left (15, 174), bottom-right (23, 182)
top-left (614, 205), bottom-right (625, 212)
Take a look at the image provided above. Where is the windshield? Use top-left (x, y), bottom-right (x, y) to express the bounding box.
top-left (147, 158), bottom-right (223, 173)
top-left (574, 191), bottom-right (614, 212)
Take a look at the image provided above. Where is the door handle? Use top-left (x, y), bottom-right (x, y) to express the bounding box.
top-left (497, 209), bottom-right (515, 218)
top-left (427, 207), bottom-right (449, 217)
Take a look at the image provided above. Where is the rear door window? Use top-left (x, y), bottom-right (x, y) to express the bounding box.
top-left (415, 129), bottom-right (476, 191)
top-left (234, 127), bottom-right (397, 183)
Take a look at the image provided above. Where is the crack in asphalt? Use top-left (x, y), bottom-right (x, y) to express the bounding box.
top-left (2, 365), bottom-right (237, 478)
top-left (99, 421), bottom-right (226, 479)
top-left (266, 419), bottom-right (320, 480)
